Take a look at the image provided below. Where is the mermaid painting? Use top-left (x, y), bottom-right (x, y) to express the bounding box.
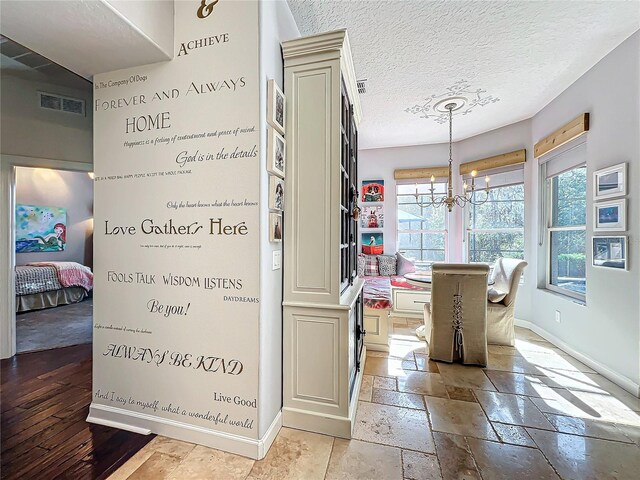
top-left (34, 223), bottom-right (66, 251)
top-left (15, 205), bottom-right (67, 253)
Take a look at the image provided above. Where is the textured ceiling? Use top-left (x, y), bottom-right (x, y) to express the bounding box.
top-left (287, 0), bottom-right (640, 149)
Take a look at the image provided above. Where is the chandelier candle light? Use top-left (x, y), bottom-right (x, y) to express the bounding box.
top-left (415, 102), bottom-right (490, 212)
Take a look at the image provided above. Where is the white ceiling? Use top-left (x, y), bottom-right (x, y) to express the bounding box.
top-left (0, 0), bottom-right (173, 80)
top-left (287, 0), bottom-right (640, 149)
top-left (0, 36), bottom-right (92, 91)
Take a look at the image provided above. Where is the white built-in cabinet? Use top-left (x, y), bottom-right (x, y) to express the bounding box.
top-left (282, 30), bottom-right (365, 438)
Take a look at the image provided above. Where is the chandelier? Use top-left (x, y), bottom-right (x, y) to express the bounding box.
top-left (415, 102), bottom-right (490, 212)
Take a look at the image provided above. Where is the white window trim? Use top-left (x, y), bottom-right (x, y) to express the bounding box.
top-left (396, 183), bottom-right (449, 265)
top-left (463, 182), bottom-right (525, 266)
top-left (544, 166), bottom-right (587, 302)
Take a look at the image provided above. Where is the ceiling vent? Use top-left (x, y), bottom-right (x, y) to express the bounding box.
top-left (356, 79), bottom-right (367, 94)
top-left (38, 92), bottom-right (85, 116)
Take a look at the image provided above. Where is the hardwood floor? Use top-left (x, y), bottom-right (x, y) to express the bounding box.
top-left (1, 344), bottom-right (154, 480)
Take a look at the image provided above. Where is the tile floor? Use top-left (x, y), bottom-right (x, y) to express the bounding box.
top-left (108, 317), bottom-right (640, 480)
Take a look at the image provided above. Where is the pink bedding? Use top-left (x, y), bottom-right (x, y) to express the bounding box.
top-left (362, 275), bottom-right (424, 309)
top-left (27, 261), bottom-right (93, 292)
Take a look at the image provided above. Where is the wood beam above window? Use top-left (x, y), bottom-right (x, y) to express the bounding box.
top-left (459, 149), bottom-right (526, 175)
top-left (394, 166), bottom-right (449, 180)
top-left (534, 113), bottom-right (589, 158)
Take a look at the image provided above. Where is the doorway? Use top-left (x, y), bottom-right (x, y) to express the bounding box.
top-left (14, 166), bottom-right (94, 353)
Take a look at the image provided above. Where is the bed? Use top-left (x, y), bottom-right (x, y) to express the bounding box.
top-left (15, 262), bottom-right (93, 313)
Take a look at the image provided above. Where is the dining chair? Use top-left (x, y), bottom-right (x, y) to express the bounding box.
top-left (423, 263), bottom-right (489, 366)
top-left (486, 257), bottom-right (528, 346)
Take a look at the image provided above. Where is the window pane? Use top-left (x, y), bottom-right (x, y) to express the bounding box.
top-left (397, 182), bottom-right (447, 262)
top-left (400, 247), bottom-right (445, 263)
top-left (468, 232), bottom-right (525, 263)
top-left (468, 184), bottom-right (524, 230)
top-left (397, 182), bottom-right (447, 195)
top-left (398, 233), bottom-right (422, 249)
top-left (551, 167), bottom-right (587, 227)
top-left (398, 198), bottom-right (445, 231)
top-left (549, 229), bottom-right (586, 295)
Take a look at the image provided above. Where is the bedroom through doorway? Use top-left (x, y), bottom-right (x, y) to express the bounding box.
top-left (14, 166), bottom-right (94, 353)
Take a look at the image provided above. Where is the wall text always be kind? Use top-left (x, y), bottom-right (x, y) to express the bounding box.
top-left (102, 344), bottom-right (244, 375)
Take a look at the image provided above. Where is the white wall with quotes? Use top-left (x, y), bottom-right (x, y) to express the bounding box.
top-left (90, 0), bottom-right (270, 458)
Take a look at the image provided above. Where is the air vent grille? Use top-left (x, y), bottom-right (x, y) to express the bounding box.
top-left (356, 79), bottom-right (367, 94)
top-left (39, 91), bottom-right (85, 116)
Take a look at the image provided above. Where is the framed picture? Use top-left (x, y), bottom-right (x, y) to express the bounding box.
top-left (267, 128), bottom-right (285, 178)
top-left (594, 163), bottom-right (626, 200)
top-left (267, 79), bottom-right (285, 135)
top-left (269, 212), bottom-right (282, 242)
top-left (269, 175), bottom-right (284, 211)
top-left (361, 232), bottom-right (383, 255)
top-left (361, 205), bottom-right (384, 229)
top-left (16, 204), bottom-right (67, 253)
top-left (594, 199), bottom-right (626, 232)
top-left (361, 180), bottom-right (384, 202)
top-left (592, 236), bottom-right (628, 270)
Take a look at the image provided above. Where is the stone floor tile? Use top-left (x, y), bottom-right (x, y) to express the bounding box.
top-left (444, 386), bottom-right (476, 403)
top-left (474, 390), bottom-right (555, 430)
top-left (432, 433), bottom-right (480, 480)
top-left (522, 351), bottom-right (595, 373)
top-left (372, 388), bottom-right (425, 410)
top-left (364, 356), bottom-right (416, 377)
top-left (166, 445), bottom-right (254, 480)
top-left (425, 397), bottom-right (498, 441)
top-left (353, 401), bottom-right (435, 453)
top-left (414, 353), bottom-right (440, 373)
top-left (527, 428), bottom-right (640, 480)
top-left (145, 436), bottom-right (196, 459)
top-left (484, 370), bottom-right (564, 398)
top-left (486, 353), bottom-right (548, 375)
top-left (374, 375), bottom-right (398, 391)
top-left (614, 423), bottom-right (640, 446)
top-left (514, 327), bottom-right (547, 343)
top-left (247, 427), bottom-right (333, 480)
top-left (529, 388), bottom-right (640, 426)
top-left (402, 450), bottom-right (442, 480)
top-left (491, 422), bottom-right (536, 447)
top-left (436, 363), bottom-right (496, 391)
top-left (397, 371), bottom-right (448, 398)
top-left (539, 371), bottom-right (640, 412)
top-left (359, 374), bottom-right (373, 402)
top-left (544, 413), bottom-right (634, 443)
top-left (325, 439), bottom-right (402, 480)
top-left (107, 448), bottom-right (156, 480)
top-left (388, 340), bottom-right (427, 358)
top-left (466, 437), bottom-right (559, 480)
top-left (127, 452), bottom-right (182, 480)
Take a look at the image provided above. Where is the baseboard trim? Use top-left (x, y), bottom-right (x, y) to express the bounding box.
top-left (514, 319), bottom-right (640, 397)
top-left (282, 406), bottom-right (352, 439)
top-left (87, 403), bottom-right (280, 459)
top-left (257, 411), bottom-right (282, 459)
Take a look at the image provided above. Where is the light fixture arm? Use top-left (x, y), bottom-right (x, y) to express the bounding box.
top-left (413, 100), bottom-right (491, 212)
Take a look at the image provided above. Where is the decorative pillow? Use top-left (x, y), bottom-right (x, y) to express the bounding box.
top-left (363, 254), bottom-right (380, 276)
top-left (487, 287), bottom-right (507, 303)
top-left (396, 252), bottom-right (416, 276)
top-left (377, 255), bottom-right (397, 276)
top-left (357, 254), bottom-right (366, 276)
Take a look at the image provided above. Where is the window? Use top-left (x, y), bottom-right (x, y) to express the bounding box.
top-left (546, 165), bottom-right (587, 299)
top-left (397, 182), bottom-right (447, 266)
top-left (466, 183), bottom-right (525, 263)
